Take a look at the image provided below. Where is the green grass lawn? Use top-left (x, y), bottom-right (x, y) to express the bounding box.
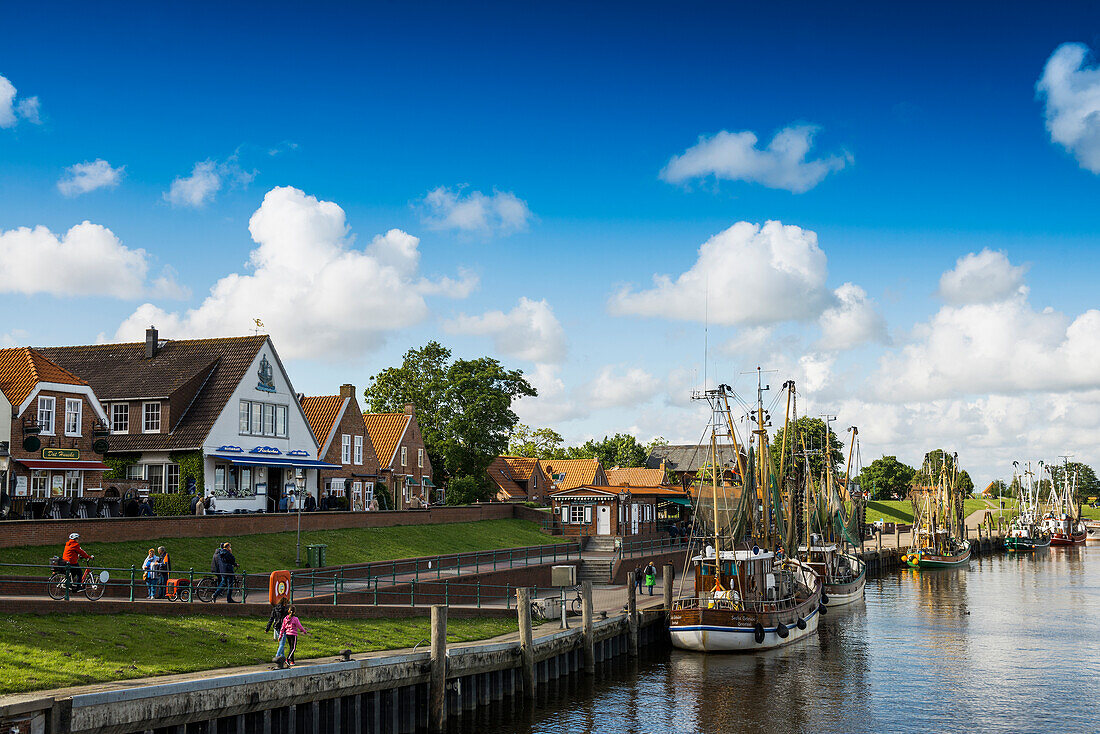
top-left (0, 519), bottom-right (568, 576)
top-left (860, 498), bottom-right (1015, 525)
top-left (0, 613), bottom-right (516, 694)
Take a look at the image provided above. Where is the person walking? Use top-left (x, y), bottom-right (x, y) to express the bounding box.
top-left (156, 546), bottom-right (171, 599)
top-left (278, 605), bottom-right (311, 666)
top-left (211, 542), bottom-right (239, 603)
top-left (142, 548), bottom-right (157, 599)
top-left (633, 564), bottom-right (644, 594)
top-left (266, 597), bottom-right (290, 661)
top-left (644, 561), bottom-right (657, 596)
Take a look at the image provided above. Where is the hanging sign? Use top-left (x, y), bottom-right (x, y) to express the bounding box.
top-left (43, 448), bottom-right (80, 460)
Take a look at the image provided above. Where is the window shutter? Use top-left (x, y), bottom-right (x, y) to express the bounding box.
top-left (560, 505), bottom-right (568, 522)
top-left (584, 506), bottom-right (592, 524)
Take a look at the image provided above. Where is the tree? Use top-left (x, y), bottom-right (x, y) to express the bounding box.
top-left (772, 417), bottom-right (845, 478)
top-left (554, 433), bottom-right (649, 468)
top-left (507, 424), bottom-right (564, 458)
top-left (445, 475), bottom-right (482, 506)
top-left (857, 456), bottom-right (917, 500)
top-left (364, 341), bottom-right (536, 504)
top-left (1047, 462), bottom-right (1100, 503)
top-left (988, 479), bottom-right (1009, 498)
top-left (956, 470), bottom-right (974, 495)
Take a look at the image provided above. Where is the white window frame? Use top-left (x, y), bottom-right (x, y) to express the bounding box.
top-left (263, 404), bottom-right (275, 436)
top-left (418, 448), bottom-right (424, 468)
top-left (111, 403), bottom-right (129, 434)
top-left (37, 396), bottom-right (55, 435)
top-left (165, 463), bottom-right (180, 493)
top-left (64, 398), bottom-right (82, 436)
top-left (341, 434), bottom-right (352, 464)
top-left (31, 470), bottom-right (49, 497)
top-left (569, 505), bottom-right (585, 524)
top-left (251, 402), bottom-right (263, 435)
top-left (64, 470), bottom-right (82, 498)
top-left (401, 446), bottom-right (408, 467)
top-left (239, 400), bottom-right (250, 434)
top-left (276, 405), bottom-right (288, 438)
top-left (353, 435), bottom-right (363, 465)
top-left (143, 402), bottom-right (161, 433)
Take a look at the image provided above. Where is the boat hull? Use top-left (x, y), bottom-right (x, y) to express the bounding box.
top-left (1050, 531), bottom-right (1086, 546)
top-left (904, 544), bottom-right (971, 568)
top-left (823, 569), bottom-right (866, 606)
top-left (670, 604), bottom-right (821, 652)
top-left (1004, 536), bottom-right (1050, 552)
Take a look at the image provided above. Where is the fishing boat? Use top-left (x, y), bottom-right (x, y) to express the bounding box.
top-left (1043, 459), bottom-right (1087, 546)
top-left (903, 452), bottom-right (971, 569)
top-left (1004, 461), bottom-right (1051, 552)
top-left (669, 377), bottom-right (824, 652)
top-left (1085, 520), bottom-right (1100, 542)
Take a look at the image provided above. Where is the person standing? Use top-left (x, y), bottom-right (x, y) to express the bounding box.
top-left (633, 564), bottom-right (644, 594)
top-left (266, 597), bottom-right (290, 661)
top-left (142, 548), bottom-right (157, 599)
top-left (211, 542), bottom-right (239, 603)
top-left (279, 606), bottom-right (311, 666)
top-left (644, 561), bottom-right (657, 596)
top-left (156, 546), bottom-right (171, 599)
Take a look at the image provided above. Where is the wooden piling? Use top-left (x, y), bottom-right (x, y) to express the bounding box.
top-left (581, 580), bottom-right (595, 675)
top-left (430, 605), bottom-right (447, 733)
top-left (663, 564), bottom-right (674, 612)
top-left (626, 571), bottom-right (639, 657)
top-left (516, 587), bottom-right (536, 699)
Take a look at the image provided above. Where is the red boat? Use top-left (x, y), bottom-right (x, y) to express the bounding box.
top-left (1045, 515), bottom-right (1087, 545)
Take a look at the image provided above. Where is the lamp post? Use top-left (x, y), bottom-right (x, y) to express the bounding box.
top-left (0, 442), bottom-right (11, 511)
top-left (295, 468), bottom-right (305, 566)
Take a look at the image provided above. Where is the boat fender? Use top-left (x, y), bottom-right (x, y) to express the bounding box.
top-left (775, 622), bottom-right (789, 639)
top-left (820, 592), bottom-right (829, 605)
top-left (753, 623), bottom-right (766, 644)
top-left (818, 603), bottom-right (828, 615)
top-left (796, 617), bottom-right (807, 630)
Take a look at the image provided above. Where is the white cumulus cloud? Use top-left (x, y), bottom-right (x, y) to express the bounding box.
top-left (0, 73), bottom-right (41, 128)
top-left (420, 186), bottom-right (533, 236)
top-left (584, 366), bottom-right (662, 409)
top-left (447, 297), bottom-right (566, 363)
top-left (57, 159), bottom-right (125, 197)
top-left (938, 249), bottom-right (1028, 305)
top-left (660, 125), bottom-right (850, 193)
top-left (609, 220), bottom-right (834, 326)
top-left (818, 283), bottom-right (888, 350)
top-left (164, 156), bottom-right (256, 208)
top-left (0, 222), bottom-right (182, 299)
top-left (115, 186), bottom-right (472, 359)
top-left (1037, 43), bottom-right (1100, 173)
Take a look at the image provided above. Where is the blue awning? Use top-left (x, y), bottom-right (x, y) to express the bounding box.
top-left (210, 454), bottom-right (341, 470)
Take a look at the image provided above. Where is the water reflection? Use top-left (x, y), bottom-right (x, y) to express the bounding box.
top-left (476, 548), bottom-right (1100, 733)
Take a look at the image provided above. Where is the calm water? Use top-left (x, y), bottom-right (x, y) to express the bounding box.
top-left (475, 547), bottom-right (1100, 733)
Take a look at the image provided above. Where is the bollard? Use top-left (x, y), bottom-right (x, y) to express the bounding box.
top-left (129, 564), bottom-right (135, 602)
top-left (894, 526), bottom-right (901, 549)
top-left (430, 605), bottom-right (447, 732)
top-left (876, 531), bottom-right (882, 555)
top-left (626, 571), bottom-right (639, 657)
top-left (516, 587), bottom-right (536, 699)
top-left (663, 564), bottom-right (674, 612)
top-left (581, 580), bottom-right (595, 675)
top-left (188, 568), bottom-right (194, 603)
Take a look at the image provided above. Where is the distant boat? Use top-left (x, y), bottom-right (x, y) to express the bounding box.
top-left (1004, 461), bottom-right (1051, 552)
top-left (1043, 459), bottom-right (1087, 546)
top-left (903, 452), bottom-right (971, 569)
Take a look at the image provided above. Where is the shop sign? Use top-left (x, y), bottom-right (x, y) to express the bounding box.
top-left (42, 448), bottom-right (80, 460)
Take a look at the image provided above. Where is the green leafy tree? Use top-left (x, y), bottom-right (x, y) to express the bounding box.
top-left (554, 433), bottom-right (648, 468)
top-left (1047, 462), bottom-right (1100, 503)
top-left (857, 455), bottom-right (917, 500)
top-left (364, 341), bottom-right (535, 504)
top-left (773, 417), bottom-right (844, 478)
top-left (988, 479), bottom-right (1009, 498)
top-left (507, 424), bottom-right (564, 458)
top-left (444, 475), bottom-right (482, 506)
top-left (956, 470), bottom-right (974, 495)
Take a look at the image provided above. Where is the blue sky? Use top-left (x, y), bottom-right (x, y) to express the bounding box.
top-left (4, 1), bottom-right (1100, 484)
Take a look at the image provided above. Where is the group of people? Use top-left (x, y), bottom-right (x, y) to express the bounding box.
top-left (266, 598), bottom-right (311, 665)
top-left (633, 560), bottom-right (659, 595)
top-left (141, 546), bottom-right (172, 599)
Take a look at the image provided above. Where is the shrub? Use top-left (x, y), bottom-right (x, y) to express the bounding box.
top-left (150, 493), bottom-right (193, 517)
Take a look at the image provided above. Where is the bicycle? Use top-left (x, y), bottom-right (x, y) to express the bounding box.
top-left (48, 558), bottom-right (108, 601)
top-left (195, 572), bottom-right (243, 603)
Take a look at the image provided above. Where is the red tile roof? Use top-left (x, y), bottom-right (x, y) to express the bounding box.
top-left (606, 467), bottom-right (667, 487)
top-left (501, 456), bottom-right (541, 482)
top-left (300, 395), bottom-right (346, 454)
top-left (362, 412), bottom-right (410, 468)
top-left (541, 458), bottom-right (603, 491)
top-left (487, 456), bottom-right (526, 499)
top-left (0, 347), bottom-right (87, 406)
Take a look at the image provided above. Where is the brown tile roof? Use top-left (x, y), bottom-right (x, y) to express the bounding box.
top-left (362, 412), bottom-right (410, 468)
top-left (0, 347), bottom-right (87, 406)
top-left (500, 456), bottom-right (541, 483)
top-left (541, 458), bottom-right (603, 491)
top-left (487, 457), bottom-right (526, 500)
top-left (606, 467), bottom-right (667, 487)
top-left (551, 483), bottom-right (687, 498)
top-left (300, 395), bottom-right (346, 453)
top-left (39, 335), bottom-right (268, 452)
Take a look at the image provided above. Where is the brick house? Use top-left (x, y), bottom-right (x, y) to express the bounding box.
top-left (300, 384), bottom-right (380, 511)
top-left (540, 458), bottom-right (609, 493)
top-left (549, 484), bottom-right (688, 537)
top-left (487, 456), bottom-right (551, 503)
top-left (646, 444), bottom-right (743, 489)
top-left (41, 328), bottom-right (336, 512)
top-left (0, 347), bottom-right (111, 518)
top-left (363, 403), bottom-right (434, 509)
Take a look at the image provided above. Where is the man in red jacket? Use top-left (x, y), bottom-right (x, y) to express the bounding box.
top-left (62, 533), bottom-right (92, 589)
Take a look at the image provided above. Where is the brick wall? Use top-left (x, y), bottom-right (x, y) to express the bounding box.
top-left (9, 388), bottom-right (107, 496)
top-left (0, 503), bottom-right (516, 548)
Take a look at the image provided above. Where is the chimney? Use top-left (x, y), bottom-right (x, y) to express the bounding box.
top-left (340, 384), bottom-right (356, 399)
top-left (145, 326), bottom-right (158, 359)
top-left (404, 403), bottom-right (415, 416)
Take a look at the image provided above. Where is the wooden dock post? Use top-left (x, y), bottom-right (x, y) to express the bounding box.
top-left (663, 564), bottom-right (674, 612)
top-left (581, 580), bottom-right (595, 675)
top-left (626, 571), bottom-right (639, 657)
top-left (430, 605), bottom-right (447, 733)
top-left (876, 530), bottom-right (882, 555)
top-left (516, 587), bottom-right (536, 699)
top-left (894, 525), bottom-right (901, 548)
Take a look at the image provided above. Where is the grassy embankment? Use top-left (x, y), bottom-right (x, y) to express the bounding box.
top-left (0, 613), bottom-right (516, 695)
top-left (860, 499), bottom-right (1016, 525)
top-left (0, 519), bottom-right (568, 575)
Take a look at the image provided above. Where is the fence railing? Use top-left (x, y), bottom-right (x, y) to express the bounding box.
top-left (0, 561), bottom-right (253, 604)
top-left (617, 534), bottom-right (691, 558)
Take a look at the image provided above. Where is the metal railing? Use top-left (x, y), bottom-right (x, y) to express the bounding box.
top-left (0, 561), bottom-right (251, 604)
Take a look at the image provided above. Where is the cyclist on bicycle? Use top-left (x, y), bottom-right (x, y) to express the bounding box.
top-left (62, 533), bottom-right (92, 589)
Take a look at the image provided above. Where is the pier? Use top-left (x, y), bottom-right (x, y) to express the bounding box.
top-left (858, 520), bottom-right (1009, 574)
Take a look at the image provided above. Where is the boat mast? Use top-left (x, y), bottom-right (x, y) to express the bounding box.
top-left (710, 424), bottom-right (723, 590)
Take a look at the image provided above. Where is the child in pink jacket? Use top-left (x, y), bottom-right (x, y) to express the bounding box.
top-left (279, 606), bottom-right (312, 665)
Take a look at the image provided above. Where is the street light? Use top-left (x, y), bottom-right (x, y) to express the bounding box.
top-left (295, 468), bottom-right (305, 566)
top-left (0, 442), bottom-right (10, 509)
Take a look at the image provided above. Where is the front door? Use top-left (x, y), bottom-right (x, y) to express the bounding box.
top-left (631, 503), bottom-right (639, 535)
top-left (597, 505), bottom-right (611, 535)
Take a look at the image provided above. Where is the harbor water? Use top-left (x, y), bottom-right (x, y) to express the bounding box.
top-left (476, 547), bottom-right (1100, 733)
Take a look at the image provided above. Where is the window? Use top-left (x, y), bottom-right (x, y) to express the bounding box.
top-left (239, 401), bottom-right (250, 433)
top-left (214, 466), bottom-right (226, 494)
top-left (263, 404), bottom-right (275, 436)
top-left (65, 398), bottom-right (82, 436)
top-left (401, 446), bottom-right (408, 467)
top-left (341, 434), bottom-right (351, 464)
top-left (353, 436), bottom-right (363, 465)
top-left (111, 404), bottom-right (129, 433)
top-left (31, 471), bottom-right (48, 497)
top-left (569, 505), bottom-right (585, 524)
top-left (37, 396), bottom-right (55, 435)
top-left (64, 471), bottom-right (81, 497)
top-left (251, 402), bottom-right (263, 435)
top-left (276, 405), bottom-right (288, 438)
top-left (143, 402), bottom-right (161, 433)
top-left (147, 464), bottom-right (164, 493)
top-left (418, 448), bottom-right (424, 468)
top-left (239, 467), bottom-right (252, 497)
top-left (165, 463), bottom-right (180, 493)
top-left (127, 464), bottom-right (145, 480)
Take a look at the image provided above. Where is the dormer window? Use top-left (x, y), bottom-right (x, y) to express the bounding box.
top-left (143, 402), bottom-right (161, 433)
top-left (111, 404), bottom-right (129, 433)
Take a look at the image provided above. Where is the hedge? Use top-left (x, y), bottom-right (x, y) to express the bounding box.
top-left (150, 493), bottom-right (193, 517)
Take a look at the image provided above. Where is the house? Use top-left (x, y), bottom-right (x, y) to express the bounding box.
top-left (41, 328), bottom-right (337, 511)
top-left (362, 403), bottom-right (434, 509)
top-left (549, 484), bottom-right (688, 537)
top-left (540, 458), bottom-right (608, 493)
top-left (0, 347), bottom-right (111, 516)
top-left (487, 456), bottom-right (551, 503)
top-left (300, 384), bottom-right (380, 511)
top-left (645, 444), bottom-right (743, 488)
top-left (605, 466), bottom-right (668, 488)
